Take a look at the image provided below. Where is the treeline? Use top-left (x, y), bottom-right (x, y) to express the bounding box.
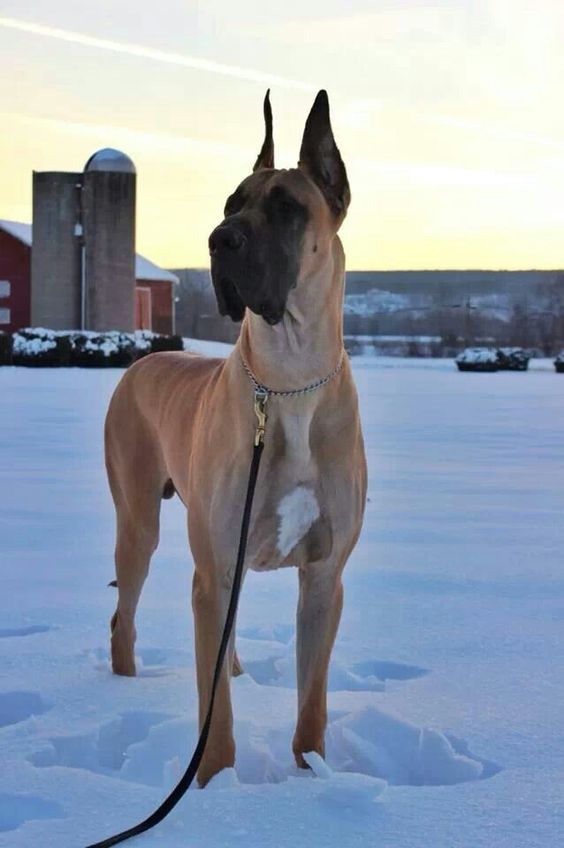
top-left (170, 268), bottom-right (564, 355)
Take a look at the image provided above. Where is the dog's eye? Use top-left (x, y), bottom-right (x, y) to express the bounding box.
top-left (224, 192), bottom-right (245, 217)
top-left (279, 198), bottom-right (299, 215)
top-left (265, 188), bottom-right (305, 220)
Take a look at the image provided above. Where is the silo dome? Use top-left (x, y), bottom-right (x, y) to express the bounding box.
top-left (84, 148), bottom-right (136, 174)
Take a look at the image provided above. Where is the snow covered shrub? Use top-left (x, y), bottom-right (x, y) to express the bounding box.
top-left (146, 333), bottom-right (183, 354)
top-left (555, 351), bottom-right (564, 373)
top-left (132, 330), bottom-right (155, 354)
top-left (456, 347), bottom-right (531, 372)
top-left (12, 328), bottom-right (71, 367)
top-left (131, 330), bottom-right (182, 358)
top-left (6, 328), bottom-right (185, 367)
top-left (496, 347), bottom-right (530, 371)
top-left (455, 347), bottom-right (499, 372)
top-left (0, 332), bottom-right (12, 365)
top-left (69, 332), bottom-right (136, 368)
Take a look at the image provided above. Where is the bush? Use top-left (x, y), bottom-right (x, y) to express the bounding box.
top-left (68, 332), bottom-right (136, 368)
top-left (148, 333), bottom-right (183, 354)
top-left (496, 347), bottom-right (530, 371)
top-left (132, 330), bottom-right (182, 357)
top-left (455, 347), bottom-right (499, 372)
top-left (7, 328), bottom-right (184, 368)
top-left (0, 332), bottom-right (12, 365)
top-left (12, 328), bottom-right (70, 367)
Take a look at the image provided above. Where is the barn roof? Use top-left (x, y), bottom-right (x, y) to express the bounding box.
top-left (0, 220), bottom-right (178, 284)
top-left (135, 255), bottom-right (178, 284)
top-left (0, 219), bottom-right (32, 246)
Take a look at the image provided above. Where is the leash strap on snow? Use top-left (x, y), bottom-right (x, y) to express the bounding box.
top-left (84, 392), bottom-right (267, 848)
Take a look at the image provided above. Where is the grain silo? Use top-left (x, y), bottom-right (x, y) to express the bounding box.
top-left (31, 171), bottom-right (82, 329)
top-left (31, 148), bottom-right (137, 332)
top-left (82, 149), bottom-right (136, 332)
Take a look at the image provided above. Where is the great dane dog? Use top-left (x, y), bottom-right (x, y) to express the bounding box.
top-left (105, 90), bottom-right (367, 787)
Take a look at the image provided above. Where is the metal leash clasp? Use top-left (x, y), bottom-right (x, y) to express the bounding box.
top-left (253, 388), bottom-right (268, 446)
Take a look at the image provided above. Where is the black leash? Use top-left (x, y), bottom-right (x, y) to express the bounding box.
top-left (84, 390), bottom-right (268, 848)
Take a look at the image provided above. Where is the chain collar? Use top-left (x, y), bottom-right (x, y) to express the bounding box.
top-left (240, 349), bottom-right (345, 398)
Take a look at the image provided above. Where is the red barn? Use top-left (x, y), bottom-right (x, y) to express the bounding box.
top-left (0, 221), bottom-right (32, 334)
top-left (0, 219), bottom-right (178, 335)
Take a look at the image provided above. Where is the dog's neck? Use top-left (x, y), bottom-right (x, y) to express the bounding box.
top-left (237, 238), bottom-right (345, 391)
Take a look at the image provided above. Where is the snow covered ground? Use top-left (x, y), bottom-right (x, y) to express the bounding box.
top-left (1, 350), bottom-right (563, 847)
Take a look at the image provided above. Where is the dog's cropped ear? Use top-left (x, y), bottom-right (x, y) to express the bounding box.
top-left (298, 90), bottom-right (350, 220)
top-left (253, 89), bottom-right (275, 171)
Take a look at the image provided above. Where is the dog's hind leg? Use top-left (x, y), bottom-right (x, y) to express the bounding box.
top-left (292, 560), bottom-right (344, 768)
top-left (106, 406), bottom-right (164, 677)
top-left (110, 503), bottom-right (160, 676)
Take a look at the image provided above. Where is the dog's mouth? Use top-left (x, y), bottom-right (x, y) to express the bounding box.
top-left (211, 273), bottom-right (245, 323)
top-left (244, 293), bottom-right (285, 326)
top-left (256, 302), bottom-right (284, 325)
top-left (212, 271), bottom-right (284, 326)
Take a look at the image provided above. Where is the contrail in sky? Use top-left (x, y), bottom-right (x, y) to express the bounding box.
top-left (0, 16), bottom-right (316, 92)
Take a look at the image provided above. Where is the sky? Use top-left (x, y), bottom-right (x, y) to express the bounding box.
top-left (1, 0), bottom-right (564, 270)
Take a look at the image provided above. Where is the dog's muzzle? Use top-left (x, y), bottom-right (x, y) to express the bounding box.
top-left (208, 224), bottom-right (247, 257)
top-left (209, 222), bottom-right (287, 326)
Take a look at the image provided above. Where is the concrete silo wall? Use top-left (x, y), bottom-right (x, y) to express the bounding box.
top-left (31, 171), bottom-right (82, 329)
top-left (83, 170), bottom-right (136, 332)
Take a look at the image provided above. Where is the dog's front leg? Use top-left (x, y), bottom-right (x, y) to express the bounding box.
top-left (293, 560), bottom-right (344, 768)
top-left (191, 558), bottom-right (236, 787)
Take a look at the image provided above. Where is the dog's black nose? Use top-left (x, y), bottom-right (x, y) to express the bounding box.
top-left (209, 225), bottom-right (247, 256)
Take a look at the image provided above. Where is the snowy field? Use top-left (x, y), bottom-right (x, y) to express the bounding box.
top-left (1, 348), bottom-right (563, 847)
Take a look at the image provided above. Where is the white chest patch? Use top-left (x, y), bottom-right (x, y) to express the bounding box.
top-left (277, 486), bottom-right (320, 558)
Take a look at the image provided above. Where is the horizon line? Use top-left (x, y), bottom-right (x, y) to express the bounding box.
top-left (168, 265), bottom-right (564, 274)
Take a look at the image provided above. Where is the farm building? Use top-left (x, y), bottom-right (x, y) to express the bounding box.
top-left (0, 219), bottom-right (177, 335)
top-left (0, 148), bottom-right (178, 336)
top-left (134, 256), bottom-right (178, 335)
top-left (0, 221), bottom-right (31, 334)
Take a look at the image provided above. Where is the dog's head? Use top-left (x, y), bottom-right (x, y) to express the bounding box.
top-left (209, 90), bottom-right (350, 325)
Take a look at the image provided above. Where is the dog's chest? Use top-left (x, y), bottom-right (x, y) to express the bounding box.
top-left (249, 482), bottom-right (327, 571)
top-left (248, 411), bottom-right (332, 570)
